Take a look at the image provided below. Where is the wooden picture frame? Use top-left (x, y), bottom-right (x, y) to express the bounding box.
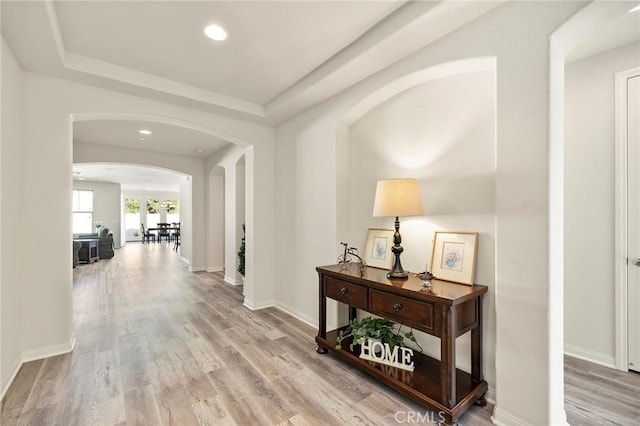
top-left (364, 228), bottom-right (395, 270)
top-left (430, 231), bottom-right (478, 285)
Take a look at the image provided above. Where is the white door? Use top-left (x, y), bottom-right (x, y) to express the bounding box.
top-left (627, 73), bottom-right (640, 372)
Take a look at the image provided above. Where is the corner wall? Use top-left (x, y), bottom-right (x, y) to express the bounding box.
top-left (564, 42), bottom-right (640, 366)
top-left (274, 2), bottom-right (585, 424)
top-left (348, 70), bottom-right (496, 392)
top-left (73, 180), bottom-right (123, 248)
top-left (1, 37), bottom-right (23, 398)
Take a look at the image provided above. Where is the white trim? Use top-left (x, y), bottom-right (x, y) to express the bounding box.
top-left (491, 407), bottom-right (539, 426)
top-left (486, 387), bottom-right (496, 407)
top-left (206, 266), bottom-right (224, 273)
top-left (0, 356), bottom-right (23, 401)
top-left (224, 275), bottom-right (240, 286)
top-left (614, 66), bottom-right (640, 371)
top-left (273, 301), bottom-right (318, 329)
top-left (242, 298), bottom-right (275, 311)
top-left (178, 255), bottom-right (189, 264)
top-left (22, 336), bottom-right (76, 364)
top-left (188, 266), bottom-right (206, 272)
top-left (2, 337), bottom-right (77, 400)
top-left (564, 344), bottom-right (616, 369)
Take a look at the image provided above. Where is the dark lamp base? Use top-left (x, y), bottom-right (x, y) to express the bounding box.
top-left (387, 270), bottom-right (409, 279)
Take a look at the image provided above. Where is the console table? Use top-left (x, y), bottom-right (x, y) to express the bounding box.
top-left (75, 238), bottom-right (99, 264)
top-left (315, 264), bottom-right (488, 425)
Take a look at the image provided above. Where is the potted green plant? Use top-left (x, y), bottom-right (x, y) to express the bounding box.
top-left (335, 316), bottom-right (417, 352)
top-left (237, 224), bottom-right (246, 276)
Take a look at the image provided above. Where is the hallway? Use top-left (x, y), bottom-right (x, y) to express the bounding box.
top-left (0, 243), bottom-right (493, 425)
top-left (1, 243), bottom-right (637, 425)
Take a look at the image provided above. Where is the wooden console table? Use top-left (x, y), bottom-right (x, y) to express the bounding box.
top-left (315, 264), bottom-right (488, 425)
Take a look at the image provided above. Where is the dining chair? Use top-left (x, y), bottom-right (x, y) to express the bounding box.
top-left (157, 223), bottom-right (171, 243)
top-left (141, 223), bottom-right (156, 243)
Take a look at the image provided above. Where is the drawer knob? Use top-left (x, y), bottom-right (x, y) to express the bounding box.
top-left (340, 287), bottom-right (348, 295)
top-left (393, 303), bottom-right (402, 311)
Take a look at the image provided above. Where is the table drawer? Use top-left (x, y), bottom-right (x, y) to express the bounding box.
top-left (324, 277), bottom-right (368, 308)
top-left (370, 289), bottom-right (434, 331)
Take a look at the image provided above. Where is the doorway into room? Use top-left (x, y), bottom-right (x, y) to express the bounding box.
top-left (617, 67), bottom-right (640, 373)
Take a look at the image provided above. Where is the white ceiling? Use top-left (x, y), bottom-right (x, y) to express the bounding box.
top-left (73, 164), bottom-right (184, 193)
top-left (3, 1), bottom-right (639, 191)
top-left (566, 5), bottom-right (640, 63)
top-left (73, 120), bottom-right (228, 158)
top-left (54, 1), bottom-right (402, 105)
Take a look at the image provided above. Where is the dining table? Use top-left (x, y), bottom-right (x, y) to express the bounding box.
top-left (147, 224), bottom-right (180, 243)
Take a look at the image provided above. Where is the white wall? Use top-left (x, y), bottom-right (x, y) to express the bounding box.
top-left (564, 42), bottom-right (640, 366)
top-left (73, 180), bottom-right (122, 248)
top-left (75, 142), bottom-right (200, 268)
top-left (11, 69), bottom-right (273, 379)
top-left (207, 167), bottom-right (224, 271)
top-left (274, 2), bottom-right (584, 424)
top-left (236, 160), bottom-right (246, 282)
top-left (349, 71), bottom-right (496, 386)
top-left (206, 145), bottom-right (246, 285)
top-left (0, 38), bottom-right (23, 398)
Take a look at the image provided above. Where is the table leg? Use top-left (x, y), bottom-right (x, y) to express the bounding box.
top-left (316, 275), bottom-right (328, 354)
top-left (441, 305), bottom-right (456, 408)
top-left (472, 295), bottom-right (486, 406)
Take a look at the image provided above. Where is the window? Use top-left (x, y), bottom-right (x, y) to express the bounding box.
top-left (72, 190), bottom-right (93, 233)
top-left (147, 199), bottom-right (160, 229)
top-left (162, 199), bottom-right (180, 224)
top-left (125, 198), bottom-right (142, 241)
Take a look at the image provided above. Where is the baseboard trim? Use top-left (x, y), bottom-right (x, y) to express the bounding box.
top-left (0, 355), bottom-right (23, 401)
top-left (2, 336), bottom-right (76, 400)
top-left (188, 266), bottom-right (206, 272)
top-left (564, 344), bottom-right (616, 369)
top-left (243, 299), bottom-right (275, 311)
top-left (179, 255), bottom-right (189, 264)
top-left (486, 386), bottom-right (496, 406)
top-left (224, 276), bottom-right (241, 286)
top-left (22, 336), bottom-right (76, 364)
top-left (273, 301), bottom-right (318, 329)
top-left (491, 407), bottom-right (534, 426)
top-left (206, 266), bottom-right (224, 272)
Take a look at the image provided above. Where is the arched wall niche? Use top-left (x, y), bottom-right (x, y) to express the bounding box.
top-left (334, 56), bottom-right (498, 401)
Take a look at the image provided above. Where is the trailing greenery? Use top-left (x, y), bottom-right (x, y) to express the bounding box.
top-left (125, 199), bottom-right (140, 214)
top-left (237, 224), bottom-right (246, 276)
top-left (147, 199), bottom-right (160, 214)
top-left (160, 199), bottom-right (179, 213)
top-left (335, 317), bottom-right (417, 352)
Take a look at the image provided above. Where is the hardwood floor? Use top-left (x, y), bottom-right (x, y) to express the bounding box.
top-left (1, 242), bottom-right (638, 425)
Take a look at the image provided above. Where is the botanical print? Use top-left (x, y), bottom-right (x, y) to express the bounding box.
top-left (441, 241), bottom-right (464, 271)
top-left (372, 236), bottom-right (388, 260)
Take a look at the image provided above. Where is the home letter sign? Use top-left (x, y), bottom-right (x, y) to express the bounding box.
top-left (359, 339), bottom-right (414, 372)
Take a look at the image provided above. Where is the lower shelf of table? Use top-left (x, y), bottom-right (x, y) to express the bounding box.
top-left (316, 328), bottom-right (487, 422)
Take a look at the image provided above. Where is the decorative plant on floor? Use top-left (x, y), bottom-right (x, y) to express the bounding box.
top-left (237, 223), bottom-right (246, 276)
top-left (335, 317), bottom-right (418, 352)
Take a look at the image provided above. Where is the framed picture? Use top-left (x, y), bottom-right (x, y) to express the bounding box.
top-left (430, 231), bottom-right (478, 285)
top-left (364, 228), bottom-right (395, 270)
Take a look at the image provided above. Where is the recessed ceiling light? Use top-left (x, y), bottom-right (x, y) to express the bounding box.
top-left (195, 148), bottom-right (204, 153)
top-left (630, 4), bottom-right (640, 12)
top-left (204, 24), bottom-right (227, 41)
top-left (138, 129), bottom-right (152, 135)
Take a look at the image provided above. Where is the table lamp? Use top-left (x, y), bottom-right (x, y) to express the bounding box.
top-left (373, 178), bottom-right (424, 279)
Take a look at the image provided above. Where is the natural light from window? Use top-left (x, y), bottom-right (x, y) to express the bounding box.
top-left (72, 190), bottom-right (93, 234)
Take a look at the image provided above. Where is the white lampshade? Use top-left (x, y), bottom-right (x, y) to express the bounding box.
top-left (372, 178), bottom-right (424, 217)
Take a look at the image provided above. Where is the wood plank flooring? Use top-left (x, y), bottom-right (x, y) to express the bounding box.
top-left (1, 242), bottom-right (638, 425)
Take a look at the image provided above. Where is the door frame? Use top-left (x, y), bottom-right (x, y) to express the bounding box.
top-left (615, 66), bottom-right (640, 371)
